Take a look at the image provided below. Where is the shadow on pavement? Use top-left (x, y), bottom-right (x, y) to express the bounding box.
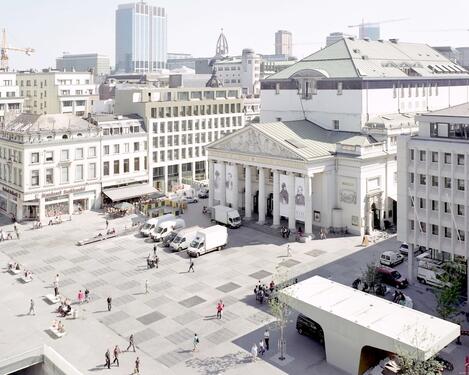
top-left (185, 351), bottom-right (251, 375)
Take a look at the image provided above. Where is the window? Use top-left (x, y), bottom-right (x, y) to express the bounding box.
top-left (420, 222), bottom-right (426, 233)
top-left (458, 230), bottom-right (465, 242)
top-left (104, 145), bottom-right (109, 155)
top-left (410, 172), bottom-right (414, 184)
top-left (134, 142), bottom-right (140, 152)
top-left (431, 224), bottom-right (439, 236)
top-left (457, 204), bottom-right (464, 216)
top-left (113, 160), bottom-right (119, 174)
top-left (431, 200), bottom-right (438, 211)
top-left (444, 202), bottom-right (451, 213)
top-left (114, 144), bottom-right (120, 154)
top-left (419, 198), bottom-right (426, 209)
top-left (31, 170), bottom-right (39, 186)
top-left (45, 168), bottom-right (53, 185)
top-left (444, 177), bottom-right (451, 189)
top-left (457, 154), bottom-right (465, 166)
top-left (75, 164), bottom-right (84, 181)
top-left (88, 147), bottom-right (96, 158)
top-left (445, 227), bottom-right (452, 238)
top-left (60, 150), bottom-right (69, 161)
top-left (444, 153), bottom-right (451, 164)
top-left (409, 219), bottom-right (415, 231)
top-left (75, 148), bottom-right (84, 160)
top-left (134, 158), bottom-right (140, 171)
top-left (337, 82), bottom-right (343, 95)
top-left (419, 174), bottom-right (426, 185)
top-left (419, 150), bottom-right (426, 162)
top-left (333, 120), bottom-right (339, 130)
top-left (431, 152), bottom-right (438, 163)
top-left (123, 159), bottom-right (129, 173)
top-left (31, 152), bottom-right (39, 163)
top-left (410, 149), bottom-right (414, 160)
top-left (458, 179), bottom-right (465, 191)
top-left (60, 166), bottom-right (69, 183)
top-left (124, 143), bottom-right (129, 153)
top-left (103, 161), bottom-right (109, 176)
top-left (45, 151), bottom-right (53, 162)
top-left (88, 163), bottom-right (96, 179)
top-left (430, 123), bottom-right (438, 137)
top-left (431, 176), bottom-right (438, 187)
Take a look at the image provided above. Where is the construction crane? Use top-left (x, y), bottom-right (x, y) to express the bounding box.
top-left (348, 18), bottom-right (409, 29)
top-left (0, 28), bottom-right (34, 71)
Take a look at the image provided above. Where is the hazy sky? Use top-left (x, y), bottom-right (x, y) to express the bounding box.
top-left (3, 0), bottom-right (469, 70)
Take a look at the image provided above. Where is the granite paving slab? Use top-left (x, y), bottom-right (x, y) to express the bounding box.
top-left (165, 327), bottom-right (194, 345)
top-left (83, 278), bottom-right (108, 289)
top-left (216, 282), bottom-right (241, 293)
top-left (281, 259), bottom-right (301, 268)
top-left (172, 311), bottom-right (202, 326)
top-left (249, 270), bottom-right (272, 280)
top-left (133, 327), bottom-right (158, 344)
top-left (205, 327), bottom-right (237, 344)
top-left (43, 255), bottom-right (67, 264)
top-left (137, 310), bottom-right (166, 325)
top-left (89, 266), bottom-right (114, 276)
top-left (32, 265), bottom-right (55, 274)
top-left (99, 310), bottom-right (131, 326)
top-left (179, 295), bottom-right (206, 308)
top-left (156, 348), bottom-right (193, 368)
top-left (306, 249), bottom-right (326, 257)
top-left (116, 280), bottom-right (140, 291)
top-left (61, 265), bottom-right (85, 275)
top-left (69, 255), bottom-right (91, 263)
top-left (144, 295), bottom-right (173, 309)
top-left (112, 294), bottom-right (136, 307)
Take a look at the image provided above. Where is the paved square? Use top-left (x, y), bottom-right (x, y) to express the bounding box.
top-left (282, 259), bottom-right (301, 268)
top-left (178, 295), bottom-right (206, 308)
top-left (306, 249), bottom-right (326, 257)
top-left (137, 310), bottom-right (165, 325)
top-left (249, 270), bottom-right (272, 279)
top-left (216, 282), bottom-right (241, 293)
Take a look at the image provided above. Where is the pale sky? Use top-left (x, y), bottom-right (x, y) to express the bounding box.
top-left (3, 0), bottom-right (469, 70)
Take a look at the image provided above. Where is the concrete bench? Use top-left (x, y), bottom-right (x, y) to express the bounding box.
top-left (8, 268), bottom-right (21, 275)
top-left (49, 326), bottom-right (66, 338)
top-left (45, 294), bottom-right (60, 304)
top-left (77, 233), bottom-right (117, 246)
top-left (20, 276), bottom-right (33, 283)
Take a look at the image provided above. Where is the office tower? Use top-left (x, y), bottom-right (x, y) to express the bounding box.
top-left (275, 30), bottom-right (292, 57)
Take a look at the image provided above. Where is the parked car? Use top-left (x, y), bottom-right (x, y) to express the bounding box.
top-left (296, 314), bottom-right (324, 346)
top-left (182, 196), bottom-right (198, 204)
top-left (376, 266), bottom-right (408, 289)
top-left (380, 251), bottom-right (404, 267)
top-left (198, 189), bottom-right (209, 199)
top-left (162, 231), bottom-right (179, 247)
top-left (399, 242), bottom-right (409, 255)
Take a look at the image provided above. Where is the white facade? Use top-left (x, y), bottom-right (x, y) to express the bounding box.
top-left (0, 113), bottom-right (149, 222)
top-left (114, 85), bottom-right (246, 193)
top-left (214, 49), bottom-right (261, 96)
top-left (56, 53), bottom-right (111, 78)
top-left (0, 72), bottom-right (23, 123)
top-left (17, 70), bottom-right (97, 116)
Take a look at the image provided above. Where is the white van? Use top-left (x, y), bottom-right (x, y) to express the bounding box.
top-left (379, 251), bottom-right (404, 267)
top-left (170, 226), bottom-right (201, 252)
top-left (151, 218), bottom-right (185, 242)
top-left (417, 266), bottom-right (451, 288)
top-left (140, 214), bottom-right (175, 237)
top-left (187, 225), bottom-right (228, 257)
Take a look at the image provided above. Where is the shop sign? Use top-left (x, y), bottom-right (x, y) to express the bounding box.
top-left (2, 187), bottom-right (20, 200)
top-left (42, 186), bottom-right (86, 199)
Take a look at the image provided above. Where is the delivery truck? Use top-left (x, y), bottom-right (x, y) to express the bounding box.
top-left (212, 205), bottom-right (241, 228)
top-left (150, 218), bottom-right (186, 242)
top-left (187, 225), bottom-right (228, 257)
top-left (140, 214), bottom-right (175, 237)
top-left (170, 226), bottom-right (201, 252)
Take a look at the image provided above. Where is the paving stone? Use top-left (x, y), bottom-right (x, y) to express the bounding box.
top-left (43, 255), bottom-right (67, 264)
top-left (89, 266), bottom-right (114, 276)
top-left (112, 294), bottom-right (136, 307)
top-left (156, 348), bottom-right (193, 368)
top-left (79, 247), bottom-right (99, 255)
top-left (144, 295), bottom-right (172, 308)
top-left (211, 310), bottom-right (240, 325)
top-left (179, 295), bottom-right (206, 308)
top-left (8, 249), bottom-right (30, 257)
top-left (61, 265), bottom-right (85, 275)
top-left (69, 255), bottom-right (91, 263)
top-left (116, 280), bottom-right (140, 291)
top-left (306, 249), bottom-right (326, 257)
top-left (121, 270), bottom-right (139, 278)
top-left (98, 255), bottom-right (120, 263)
top-left (159, 256), bottom-right (179, 266)
top-left (32, 265), bottom-right (54, 274)
top-left (165, 328), bottom-right (194, 345)
top-left (149, 281), bottom-right (172, 292)
top-left (246, 311), bottom-right (272, 325)
top-left (127, 257), bottom-right (144, 266)
top-left (184, 282), bottom-right (210, 293)
top-left (58, 278), bottom-right (76, 288)
top-left (130, 247), bottom-right (151, 255)
top-left (133, 327), bottom-right (158, 344)
top-left (249, 270), bottom-right (272, 280)
top-left (205, 327), bottom-right (237, 344)
top-left (104, 246), bottom-right (126, 254)
top-left (137, 310), bottom-right (166, 325)
top-left (172, 311), bottom-right (201, 325)
top-left (281, 259), bottom-right (301, 268)
top-left (219, 295), bottom-right (238, 306)
top-left (216, 282), bottom-right (241, 293)
top-left (83, 278), bottom-right (108, 289)
top-left (99, 310), bottom-right (130, 326)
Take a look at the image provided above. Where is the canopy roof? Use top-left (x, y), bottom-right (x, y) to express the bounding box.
top-left (103, 184), bottom-right (157, 202)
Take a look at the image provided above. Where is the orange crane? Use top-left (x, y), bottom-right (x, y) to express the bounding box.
top-left (0, 28), bottom-right (34, 71)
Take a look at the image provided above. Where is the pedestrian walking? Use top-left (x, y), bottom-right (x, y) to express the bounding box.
top-left (106, 219), bottom-right (109, 229)
top-left (28, 299), bottom-right (35, 315)
top-left (251, 343), bottom-right (258, 361)
top-left (153, 244), bottom-right (157, 257)
top-left (107, 296), bottom-right (112, 311)
top-left (53, 281), bottom-right (59, 297)
top-left (192, 333), bottom-right (199, 352)
top-left (216, 300), bottom-right (224, 319)
top-left (286, 244), bottom-right (292, 257)
top-left (104, 349), bottom-right (111, 369)
top-left (127, 334), bottom-right (136, 352)
top-left (55, 273), bottom-right (60, 285)
top-left (14, 225), bottom-right (19, 240)
top-left (264, 329), bottom-right (270, 350)
top-left (134, 357), bottom-right (140, 374)
top-left (188, 258), bottom-right (195, 273)
top-left (112, 345), bottom-right (120, 367)
top-left (145, 280), bottom-right (149, 294)
top-left (258, 339), bottom-right (265, 356)
top-left (84, 288), bottom-right (90, 303)
top-left (77, 290), bottom-right (84, 304)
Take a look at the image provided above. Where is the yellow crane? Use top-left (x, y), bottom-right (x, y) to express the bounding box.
top-left (1, 28), bottom-right (34, 71)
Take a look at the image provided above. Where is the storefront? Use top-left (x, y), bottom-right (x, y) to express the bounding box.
top-left (0, 187), bottom-right (21, 220)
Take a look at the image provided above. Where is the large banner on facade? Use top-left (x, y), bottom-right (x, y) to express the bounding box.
top-left (225, 164), bottom-right (236, 205)
top-left (213, 163), bottom-right (222, 201)
top-left (279, 174), bottom-right (290, 217)
top-left (295, 177), bottom-right (305, 221)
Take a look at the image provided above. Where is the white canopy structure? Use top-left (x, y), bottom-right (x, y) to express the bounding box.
top-left (279, 276), bottom-right (460, 375)
top-left (103, 184), bottom-right (157, 202)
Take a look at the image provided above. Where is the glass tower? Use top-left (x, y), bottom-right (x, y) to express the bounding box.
top-left (115, 2), bottom-right (167, 73)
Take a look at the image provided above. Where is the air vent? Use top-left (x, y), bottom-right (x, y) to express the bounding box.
top-left (353, 48), bottom-right (361, 54)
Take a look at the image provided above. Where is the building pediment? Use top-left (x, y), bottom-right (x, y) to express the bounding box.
top-left (210, 127), bottom-right (304, 161)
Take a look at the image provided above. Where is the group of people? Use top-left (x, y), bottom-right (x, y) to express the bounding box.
top-left (352, 278), bottom-right (387, 297)
top-left (32, 221), bottom-right (43, 230)
top-left (23, 269), bottom-right (33, 280)
top-left (51, 319), bottom-right (65, 333)
top-left (253, 281), bottom-right (276, 304)
top-left (48, 216), bottom-right (63, 226)
top-left (319, 227), bottom-right (327, 240)
top-left (392, 290), bottom-right (407, 305)
top-left (105, 206), bottom-right (133, 218)
top-left (8, 261), bottom-right (20, 271)
top-left (104, 335), bottom-right (139, 373)
top-left (57, 299), bottom-right (72, 317)
top-left (250, 329), bottom-right (270, 361)
top-left (77, 289), bottom-right (90, 304)
top-left (280, 226), bottom-right (291, 239)
top-left (0, 229), bottom-right (14, 241)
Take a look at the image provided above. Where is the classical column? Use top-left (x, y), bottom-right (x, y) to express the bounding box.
top-left (208, 160), bottom-right (214, 208)
top-left (288, 172), bottom-right (296, 230)
top-left (257, 167), bottom-right (266, 225)
top-left (219, 162), bottom-right (226, 206)
top-left (304, 174), bottom-right (313, 235)
top-left (231, 164), bottom-right (239, 210)
top-left (192, 161), bottom-right (196, 182)
top-left (68, 193), bottom-right (74, 216)
top-left (245, 165), bottom-right (252, 219)
top-left (272, 169), bottom-right (280, 227)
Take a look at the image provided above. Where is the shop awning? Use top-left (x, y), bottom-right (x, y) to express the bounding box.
top-left (103, 185), bottom-right (158, 202)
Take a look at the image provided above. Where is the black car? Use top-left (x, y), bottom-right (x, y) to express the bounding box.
top-left (296, 314), bottom-right (324, 346)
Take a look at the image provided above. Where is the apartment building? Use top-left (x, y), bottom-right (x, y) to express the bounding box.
top-left (0, 113), bottom-right (150, 221)
top-left (398, 102), bottom-right (469, 267)
top-left (17, 70), bottom-right (97, 116)
top-left (0, 72), bottom-right (23, 123)
top-left (114, 84), bottom-right (246, 192)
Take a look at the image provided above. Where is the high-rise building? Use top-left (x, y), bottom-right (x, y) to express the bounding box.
top-left (326, 32), bottom-right (355, 46)
top-left (359, 24), bottom-right (380, 41)
top-left (115, 2), bottom-right (167, 73)
top-left (56, 53), bottom-right (111, 78)
top-left (275, 30), bottom-right (292, 57)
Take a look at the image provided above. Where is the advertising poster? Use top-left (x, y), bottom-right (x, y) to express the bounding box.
top-left (225, 164), bottom-right (236, 205)
top-left (294, 177), bottom-right (305, 221)
top-left (279, 174), bottom-right (289, 217)
top-left (213, 163), bottom-right (222, 201)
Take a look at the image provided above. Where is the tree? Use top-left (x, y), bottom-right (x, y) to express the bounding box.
top-left (434, 261), bottom-right (464, 321)
top-left (268, 264), bottom-right (294, 361)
